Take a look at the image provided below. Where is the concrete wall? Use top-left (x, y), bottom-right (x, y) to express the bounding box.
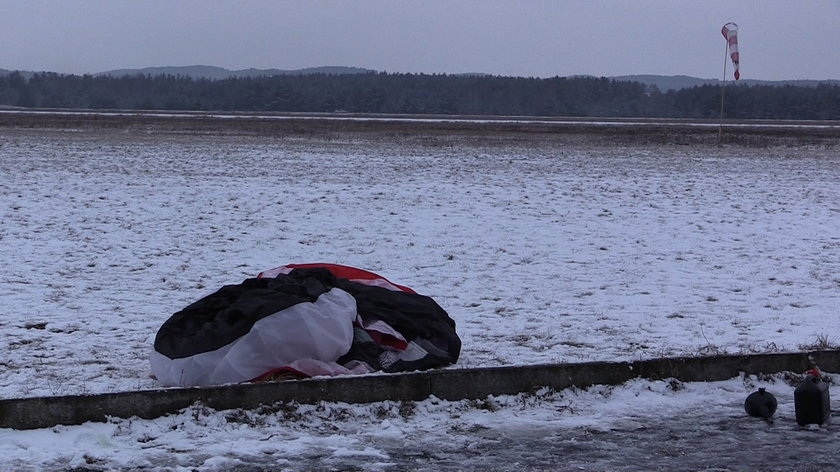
top-left (1, 350), bottom-right (837, 430)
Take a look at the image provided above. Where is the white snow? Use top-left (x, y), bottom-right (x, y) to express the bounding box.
top-left (1, 124), bottom-right (838, 470)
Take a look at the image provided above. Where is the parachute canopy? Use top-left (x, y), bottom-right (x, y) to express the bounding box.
top-left (150, 263), bottom-right (461, 387)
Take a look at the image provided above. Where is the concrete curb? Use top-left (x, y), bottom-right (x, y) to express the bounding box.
top-left (2, 350), bottom-right (837, 430)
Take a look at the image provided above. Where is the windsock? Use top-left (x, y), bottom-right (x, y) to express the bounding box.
top-left (721, 22), bottom-right (740, 80)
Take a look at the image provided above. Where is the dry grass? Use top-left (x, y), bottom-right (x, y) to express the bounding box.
top-left (2, 109), bottom-right (839, 147)
top-left (798, 333), bottom-right (840, 351)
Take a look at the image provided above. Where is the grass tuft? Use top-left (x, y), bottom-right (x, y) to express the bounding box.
top-left (798, 333), bottom-right (840, 351)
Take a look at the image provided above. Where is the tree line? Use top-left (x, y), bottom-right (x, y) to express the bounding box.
top-left (1, 71), bottom-right (838, 120)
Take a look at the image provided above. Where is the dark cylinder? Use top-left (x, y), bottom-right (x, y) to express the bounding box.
top-left (744, 387), bottom-right (777, 423)
top-left (794, 374), bottom-right (831, 427)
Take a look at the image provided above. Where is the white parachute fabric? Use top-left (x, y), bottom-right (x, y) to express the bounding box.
top-left (150, 287), bottom-right (357, 387)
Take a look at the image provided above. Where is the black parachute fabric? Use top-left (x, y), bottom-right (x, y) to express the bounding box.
top-left (150, 264), bottom-right (460, 387)
top-left (333, 276), bottom-right (460, 372)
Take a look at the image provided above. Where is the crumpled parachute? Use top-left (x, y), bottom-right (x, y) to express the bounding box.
top-left (150, 263), bottom-right (460, 387)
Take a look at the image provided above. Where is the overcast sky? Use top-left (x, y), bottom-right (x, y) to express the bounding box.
top-left (1, 1), bottom-right (837, 81)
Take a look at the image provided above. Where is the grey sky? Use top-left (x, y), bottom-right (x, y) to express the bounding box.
top-left (1, 1), bottom-right (837, 80)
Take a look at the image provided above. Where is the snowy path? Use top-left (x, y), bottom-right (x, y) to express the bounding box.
top-left (2, 373), bottom-right (837, 471)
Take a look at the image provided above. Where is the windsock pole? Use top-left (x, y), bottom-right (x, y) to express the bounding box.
top-left (718, 40), bottom-right (728, 144)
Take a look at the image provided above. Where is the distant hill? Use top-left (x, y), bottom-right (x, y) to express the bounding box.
top-left (95, 65), bottom-right (375, 79)
top-left (612, 74), bottom-right (840, 91)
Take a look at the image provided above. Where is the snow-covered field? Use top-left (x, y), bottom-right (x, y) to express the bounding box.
top-left (1, 123), bottom-right (839, 470)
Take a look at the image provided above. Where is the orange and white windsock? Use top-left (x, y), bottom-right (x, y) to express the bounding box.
top-left (721, 22), bottom-right (740, 80)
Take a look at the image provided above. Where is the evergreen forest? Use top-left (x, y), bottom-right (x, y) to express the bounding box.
top-left (1, 71), bottom-right (838, 120)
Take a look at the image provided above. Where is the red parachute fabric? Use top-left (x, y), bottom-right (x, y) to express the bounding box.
top-left (258, 262), bottom-right (417, 294)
